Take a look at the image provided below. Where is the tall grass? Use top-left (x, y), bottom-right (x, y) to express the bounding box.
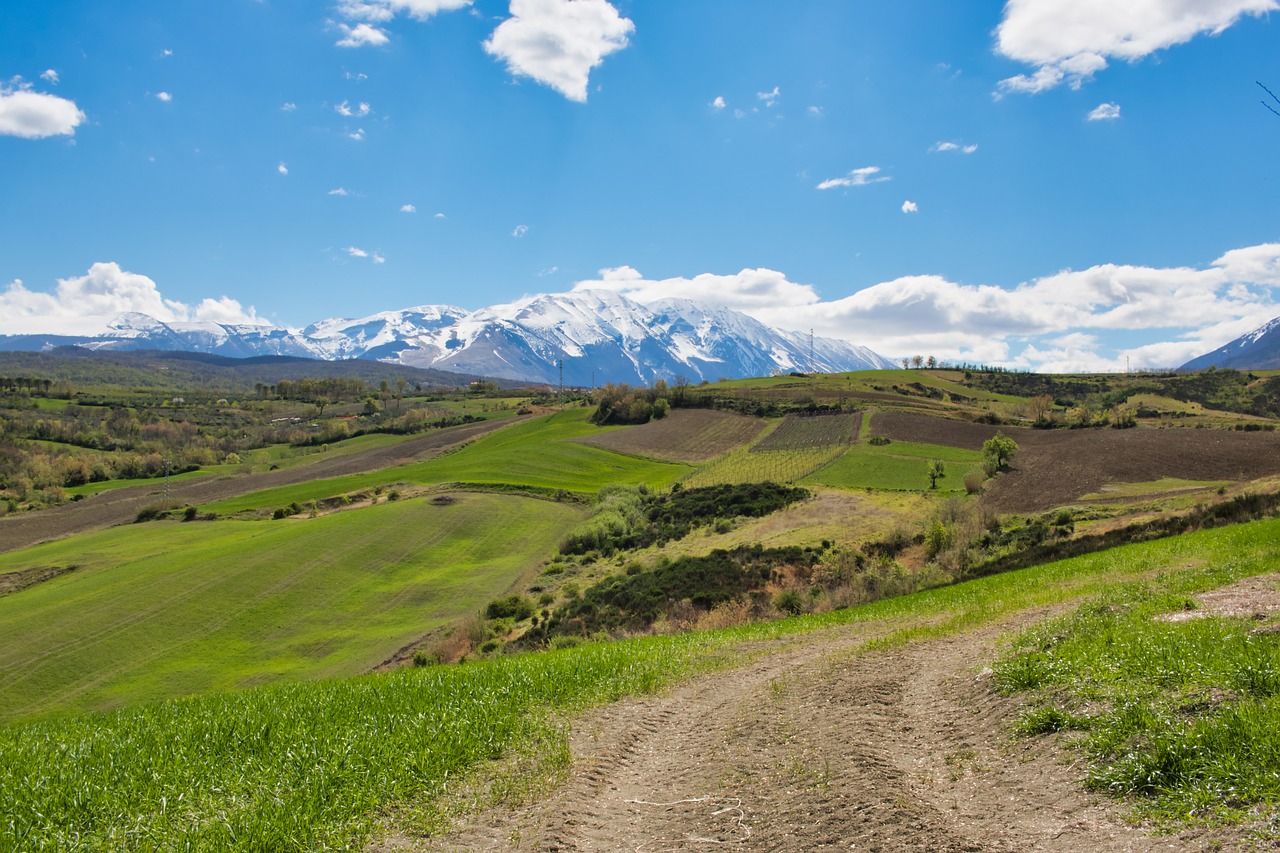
top-left (0, 637), bottom-right (714, 852)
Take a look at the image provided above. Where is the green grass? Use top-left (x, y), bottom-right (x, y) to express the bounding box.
top-left (995, 558), bottom-right (1280, 827)
top-left (0, 493), bottom-right (583, 723)
top-left (682, 445), bottom-right (846, 488)
top-left (6, 515), bottom-right (1280, 850)
top-left (1078, 476), bottom-right (1233, 500)
top-left (202, 410), bottom-right (691, 515)
top-left (804, 440), bottom-right (983, 492)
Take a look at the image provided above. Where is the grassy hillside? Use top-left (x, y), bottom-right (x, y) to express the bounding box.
top-left (0, 492), bottom-right (583, 722)
top-left (4, 517), bottom-right (1278, 851)
top-left (202, 408), bottom-right (691, 515)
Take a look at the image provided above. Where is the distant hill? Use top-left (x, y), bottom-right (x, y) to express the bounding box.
top-left (0, 290), bottom-right (894, 385)
top-left (1180, 316), bottom-right (1280, 371)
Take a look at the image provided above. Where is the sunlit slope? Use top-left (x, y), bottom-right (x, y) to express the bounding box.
top-left (204, 408), bottom-right (692, 514)
top-left (0, 493), bottom-right (583, 722)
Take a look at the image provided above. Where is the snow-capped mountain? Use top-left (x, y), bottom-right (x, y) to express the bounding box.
top-left (0, 290), bottom-right (895, 384)
top-left (1179, 316), bottom-right (1280, 371)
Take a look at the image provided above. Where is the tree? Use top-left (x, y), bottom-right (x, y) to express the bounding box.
top-left (927, 459), bottom-right (945, 489)
top-left (982, 431), bottom-right (1018, 472)
top-left (1261, 81), bottom-right (1280, 118)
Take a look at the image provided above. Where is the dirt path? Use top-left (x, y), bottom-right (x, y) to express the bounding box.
top-left (0, 418), bottom-right (513, 555)
top-left (379, 616), bottom-right (1212, 852)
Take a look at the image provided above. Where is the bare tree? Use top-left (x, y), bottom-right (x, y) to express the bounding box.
top-left (1261, 81), bottom-right (1280, 118)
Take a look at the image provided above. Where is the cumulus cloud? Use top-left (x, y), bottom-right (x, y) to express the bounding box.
top-left (756, 86), bottom-right (780, 107)
top-left (400, 203), bottom-right (416, 213)
top-left (277, 161), bottom-right (289, 175)
top-left (336, 22), bottom-right (390, 47)
top-left (995, 0), bottom-right (1277, 94)
top-left (807, 105), bottom-right (823, 117)
top-left (931, 140), bottom-right (978, 154)
top-left (40, 69), bottom-right (59, 84)
top-left (483, 0), bottom-right (634, 103)
top-left (0, 80), bottom-right (86, 139)
top-left (817, 166), bottom-right (891, 190)
top-left (155, 91), bottom-right (172, 102)
top-left (281, 101), bottom-right (297, 111)
top-left (902, 200), bottom-right (919, 214)
top-left (571, 242), bottom-right (1280, 372)
top-left (328, 187), bottom-right (350, 196)
top-left (434, 212), bottom-right (446, 218)
top-left (1087, 102), bottom-right (1121, 121)
top-left (348, 128), bottom-right (365, 140)
top-left (0, 262), bottom-right (265, 335)
top-left (710, 95), bottom-right (726, 110)
top-left (512, 224), bottom-right (529, 238)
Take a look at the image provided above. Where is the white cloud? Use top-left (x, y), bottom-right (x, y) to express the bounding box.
top-left (1087, 102), bottom-right (1121, 121)
top-left (483, 0), bottom-right (634, 103)
top-left (816, 166), bottom-right (891, 190)
top-left (0, 262), bottom-right (264, 335)
top-left (995, 0), bottom-right (1277, 94)
top-left (344, 246), bottom-right (386, 263)
top-left (807, 105), bottom-right (823, 117)
top-left (400, 203), bottom-right (416, 213)
top-left (328, 187), bottom-right (350, 196)
top-left (335, 100), bottom-right (371, 117)
top-left (756, 86), bottom-right (780, 107)
top-left (281, 102), bottom-right (297, 111)
top-left (570, 242), bottom-right (1280, 372)
top-left (155, 91), bottom-right (172, 102)
top-left (0, 81), bottom-right (86, 139)
top-left (348, 128), bottom-right (365, 140)
top-left (162, 49), bottom-right (173, 57)
top-left (336, 22), bottom-right (390, 47)
top-left (902, 200), bottom-right (919, 214)
top-left (40, 69), bottom-right (59, 84)
top-left (931, 140), bottom-right (978, 154)
top-left (339, 0), bottom-right (472, 21)
top-left (710, 95), bottom-right (726, 110)
top-left (434, 212), bottom-right (446, 218)
top-left (277, 161), bottom-right (289, 175)
top-left (512, 224), bottom-right (529, 238)
top-left (539, 266), bottom-right (559, 277)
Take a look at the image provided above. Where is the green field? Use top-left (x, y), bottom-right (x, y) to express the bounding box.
top-left (0, 492), bottom-right (583, 722)
top-left (5, 516), bottom-right (1278, 851)
top-left (202, 409), bottom-right (691, 514)
top-left (805, 439), bottom-right (984, 492)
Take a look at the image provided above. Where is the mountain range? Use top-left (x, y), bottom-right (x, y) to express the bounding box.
top-left (1178, 316), bottom-right (1280, 372)
top-left (0, 290), bottom-right (895, 386)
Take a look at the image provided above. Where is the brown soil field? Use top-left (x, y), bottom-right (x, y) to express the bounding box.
top-left (872, 411), bottom-right (1280, 514)
top-left (752, 412), bottom-right (861, 452)
top-left (0, 417), bottom-right (514, 556)
top-left (570, 409), bottom-right (769, 464)
top-left (377, 612), bottom-right (1237, 852)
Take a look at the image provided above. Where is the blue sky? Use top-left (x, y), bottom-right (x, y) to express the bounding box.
top-left (2, 0), bottom-right (1278, 371)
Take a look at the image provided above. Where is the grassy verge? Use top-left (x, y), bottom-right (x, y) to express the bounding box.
top-left (4, 518), bottom-right (1279, 849)
top-left (996, 548), bottom-right (1280, 829)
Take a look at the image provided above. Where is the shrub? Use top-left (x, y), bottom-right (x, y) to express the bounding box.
top-left (773, 588), bottom-right (805, 615)
top-left (485, 595), bottom-right (535, 621)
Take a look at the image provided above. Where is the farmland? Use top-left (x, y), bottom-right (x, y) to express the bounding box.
top-left (5, 360), bottom-right (1280, 849)
top-left (0, 492), bottom-right (582, 722)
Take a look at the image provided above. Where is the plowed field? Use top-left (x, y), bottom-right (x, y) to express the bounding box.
top-left (571, 409), bottom-right (768, 463)
top-left (872, 411), bottom-right (1280, 513)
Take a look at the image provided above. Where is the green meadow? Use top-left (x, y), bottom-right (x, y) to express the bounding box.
top-left (4, 516), bottom-right (1278, 851)
top-left (0, 492), bottom-right (583, 722)
top-left (805, 439), bottom-right (984, 492)
top-left (203, 409), bottom-right (691, 515)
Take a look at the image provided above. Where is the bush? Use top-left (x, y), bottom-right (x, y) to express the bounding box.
top-left (485, 594), bottom-right (534, 621)
top-left (773, 588), bottom-right (805, 615)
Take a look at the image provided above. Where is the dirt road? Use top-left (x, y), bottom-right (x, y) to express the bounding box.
top-left (0, 418), bottom-right (513, 555)
top-left (383, 616), bottom-right (1218, 852)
